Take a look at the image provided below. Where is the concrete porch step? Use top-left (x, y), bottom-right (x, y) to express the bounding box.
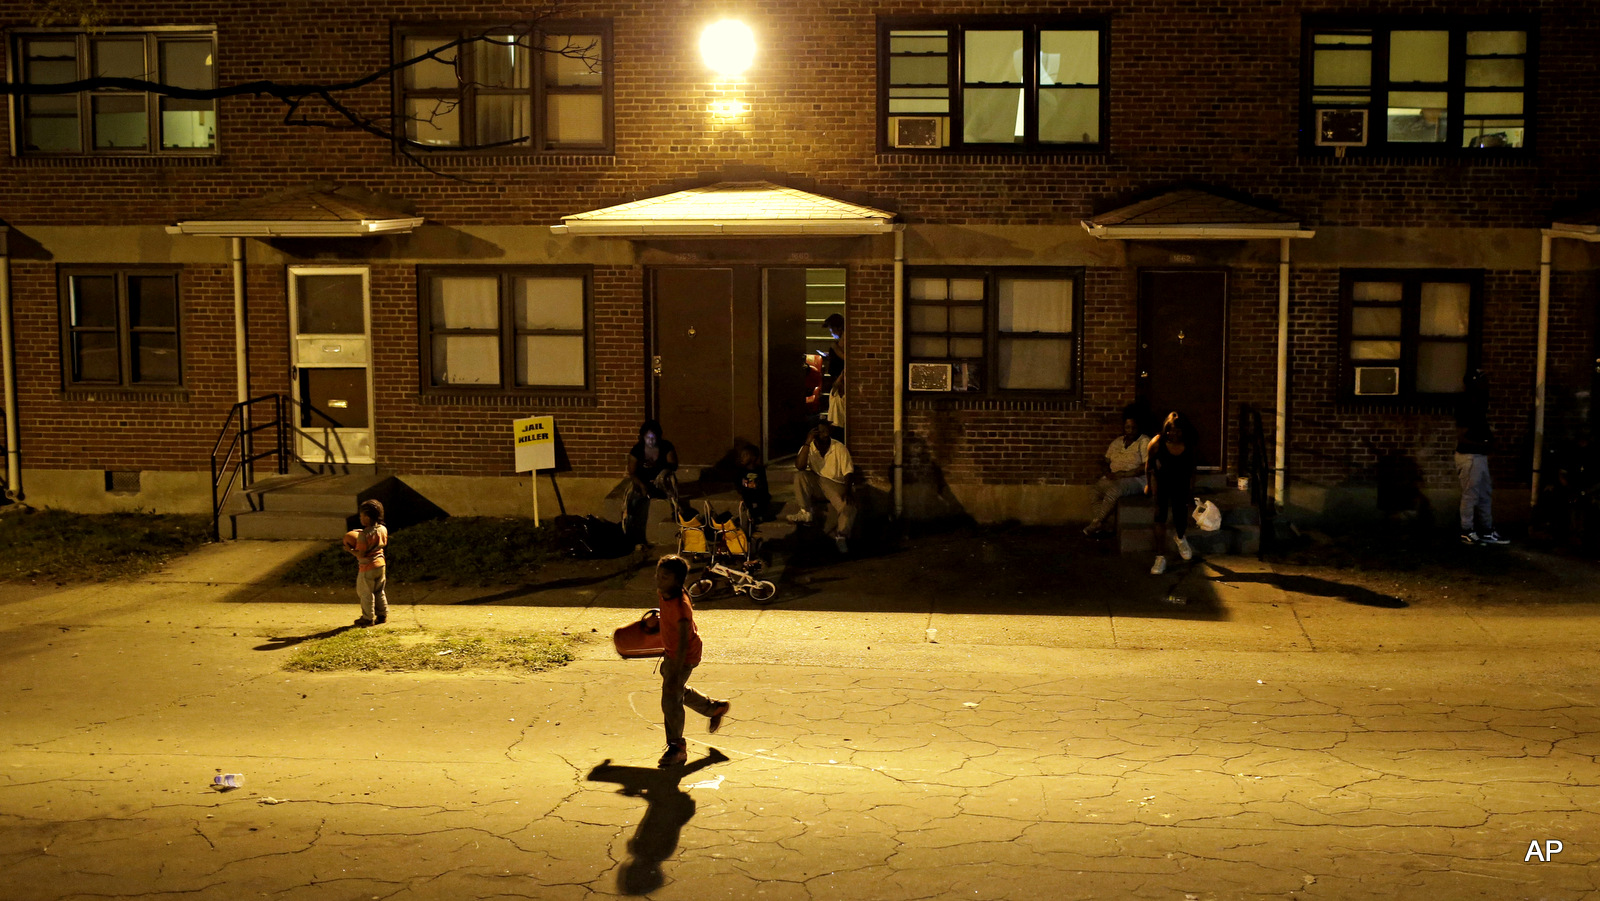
top-left (231, 509), bottom-right (354, 541)
top-left (225, 473), bottom-right (445, 540)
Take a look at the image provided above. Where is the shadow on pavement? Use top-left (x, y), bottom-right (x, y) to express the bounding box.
top-left (452, 561), bottom-right (652, 605)
top-left (254, 624), bottom-right (356, 651)
top-left (587, 749), bottom-right (730, 895)
top-left (1207, 561), bottom-right (1407, 608)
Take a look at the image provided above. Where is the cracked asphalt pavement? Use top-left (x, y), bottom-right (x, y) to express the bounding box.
top-left (2, 533), bottom-right (1599, 900)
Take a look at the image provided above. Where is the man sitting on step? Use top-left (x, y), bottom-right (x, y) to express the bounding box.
top-left (788, 421), bottom-right (857, 554)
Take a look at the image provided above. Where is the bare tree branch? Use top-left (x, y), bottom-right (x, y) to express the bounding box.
top-left (4, 11), bottom-right (605, 181)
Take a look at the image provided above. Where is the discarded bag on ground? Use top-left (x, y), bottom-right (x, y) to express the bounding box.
top-left (1192, 499), bottom-right (1222, 531)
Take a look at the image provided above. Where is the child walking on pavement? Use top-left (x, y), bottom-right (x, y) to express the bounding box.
top-left (655, 554), bottom-right (730, 768)
top-left (350, 499), bottom-right (388, 626)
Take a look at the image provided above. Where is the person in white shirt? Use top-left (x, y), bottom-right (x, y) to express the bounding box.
top-left (1084, 407), bottom-right (1151, 537)
top-left (788, 421), bottom-right (857, 553)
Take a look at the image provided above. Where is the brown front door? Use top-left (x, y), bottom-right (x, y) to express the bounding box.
top-left (1139, 269), bottom-right (1227, 471)
top-left (651, 268), bottom-right (747, 466)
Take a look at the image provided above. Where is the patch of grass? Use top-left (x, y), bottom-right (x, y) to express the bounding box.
top-left (278, 516), bottom-right (568, 587)
top-left (284, 627), bottom-right (579, 673)
top-left (0, 509), bottom-right (212, 582)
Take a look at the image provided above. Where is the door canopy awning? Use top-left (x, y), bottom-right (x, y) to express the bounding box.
top-left (1547, 207), bottom-right (1600, 242)
top-left (167, 184), bottom-right (424, 237)
top-left (1082, 188), bottom-right (1313, 240)
top-left (552, 181), bottom-right (897, 237)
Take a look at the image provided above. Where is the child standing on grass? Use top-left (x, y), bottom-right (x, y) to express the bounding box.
top-left (349, 499), bottom-right (388, 626)
top-left (655, 554), bottom-right (730, 768)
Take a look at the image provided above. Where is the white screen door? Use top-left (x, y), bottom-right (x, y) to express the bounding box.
top-left (288, 267), bottom-right (375, 465)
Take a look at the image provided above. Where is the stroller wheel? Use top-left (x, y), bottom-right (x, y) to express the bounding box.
top-left (687, 578), bottom-right (715, 600)
top-left (746, 580), bottom-right (777, 602)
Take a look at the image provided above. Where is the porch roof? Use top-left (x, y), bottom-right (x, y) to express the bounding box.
top-left (551, 181), bottom-right (897, 237)
top-left (1081, 188), bottom-right (1314, 240)
top-left (1549, 208), bottom-right (1600, 241)
top-left (166, 185), bottom-right (425, 237)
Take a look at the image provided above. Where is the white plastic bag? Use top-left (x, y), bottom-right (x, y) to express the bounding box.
top-left (1192, 499), bottom-right (1222, 531)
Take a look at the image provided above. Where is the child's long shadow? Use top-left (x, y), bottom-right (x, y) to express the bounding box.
top-left (254, 624), bottom-right (356, 651)
top-left (1207, 562), bottom-right (1407, 608)
top-left (587, 749), bottom-right (729, 895)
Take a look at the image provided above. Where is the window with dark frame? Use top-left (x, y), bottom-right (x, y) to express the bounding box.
top-left (12, 29), bottom-right (218, 157)
top-left (881, 17), bottom-right (1106, 152)
top-left (59, 267), bottom-right (182, 388)
top-left (906, 268), bottom-right (1081, 396)
top-left (396, 23), bottom-right (609, 153)
top-left (420, 267), bottom-right (591, 393)
top-left (1341, 269), bottom-right (1479, 402)
top-left (1304, 16), bottom-right (1533, 156)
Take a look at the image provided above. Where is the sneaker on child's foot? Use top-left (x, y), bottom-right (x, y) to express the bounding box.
top-left (1150, 556), bottom-right (1167, 575)
top-left (658, 741), bottom-right (688, 768)
top-left (374, 615), bottom-right (387, 625)
top-left (353, 617), bottom-right (375, 627)
top-left (1479, 530), bottom-right (1510, 546)
top-left (1083, 522), bottom-right (1101, 537)
top-left (834, 535), bottom-right (849, 553)
top-left (1176, 536), bottom-right (1194, 561)
top-left (787, 509), bottom-right (813, 524)
top-left (708, 701), bottom-right (731, 734)
top-left (1460, 530), bottom-right (1481, 546)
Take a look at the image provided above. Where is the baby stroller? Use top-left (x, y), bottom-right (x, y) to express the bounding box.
top-left (683, 501), bottom-right (776, 602)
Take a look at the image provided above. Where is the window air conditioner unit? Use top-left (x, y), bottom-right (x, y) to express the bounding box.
top-left (908, 362), bottom-right (953, 391)
top-left (891, 116), bottom-right (944, 149)
top-left (1354, 366), bottom-right (1400, 396)
top-left (1315, 108), bottom-right (1368, 147)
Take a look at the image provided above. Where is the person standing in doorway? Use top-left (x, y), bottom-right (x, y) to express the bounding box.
top-left (1146, 411), bottom-right (1198, 574)
top-left (1084, 405), bottom-right (1151, 538)
top-left (821, 313), bottom-right (846, 437)
top-left (654, 554), bottom-right (731, 769)
top-left (1456, 368), bottom-right (1510, 546)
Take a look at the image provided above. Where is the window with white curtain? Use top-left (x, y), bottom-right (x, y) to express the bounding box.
top-left (1304, 15), bottom-right (1533, 156)
top-left (883, 17), bottom-right (1105, 152)
top-left (396, 22), bottom-right (610, 153)
top-left (1341, 269), bottom-right (1479, 401)
top-left (907, 268), bottom-right (1081, 396)
top-left (421, 267), bottom-right (590, 392)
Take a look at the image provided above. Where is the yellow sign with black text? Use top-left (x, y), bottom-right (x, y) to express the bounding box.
top-left (513, 416), bottom-right (556, 473)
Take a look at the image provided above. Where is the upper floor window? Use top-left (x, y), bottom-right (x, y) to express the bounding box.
top-left (420, 266), bottom-right (592, 393)
top-left (11, 29), bottom-right (217, 156)
top-left (1341, 270), bottom-right (1480, 403)
top-left (1304, 16), bottom-right (1533, 156)
top-left (906, 268), bottom-right (1081, 396)
top-left (59, 267), bottom-right (182, 388)
top-left (880, 17), bottom-right (1106, 153)
top-left (396, 23), bottom-right (610, 153)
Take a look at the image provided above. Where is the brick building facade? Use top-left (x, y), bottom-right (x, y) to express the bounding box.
top-left (2, 0), bottom-right (1597, 527)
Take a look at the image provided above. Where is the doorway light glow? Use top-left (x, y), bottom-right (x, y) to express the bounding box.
top-left (701, 20), bottom-right (755, 76)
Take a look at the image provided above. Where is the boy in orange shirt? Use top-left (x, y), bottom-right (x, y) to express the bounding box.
top-left (655, 555), bottom-right (730, 767)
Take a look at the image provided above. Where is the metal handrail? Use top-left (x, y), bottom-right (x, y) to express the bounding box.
top-left (211, 394), bottom-right (289, 540)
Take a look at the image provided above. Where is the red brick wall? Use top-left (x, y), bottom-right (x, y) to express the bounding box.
top-left (1, 0), bottom-right (1596, 505)
top-left (367, 263), bottom-right (643, 478)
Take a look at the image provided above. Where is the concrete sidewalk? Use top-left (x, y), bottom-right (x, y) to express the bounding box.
top-left (3, 535), bottom-right (1600, 900)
